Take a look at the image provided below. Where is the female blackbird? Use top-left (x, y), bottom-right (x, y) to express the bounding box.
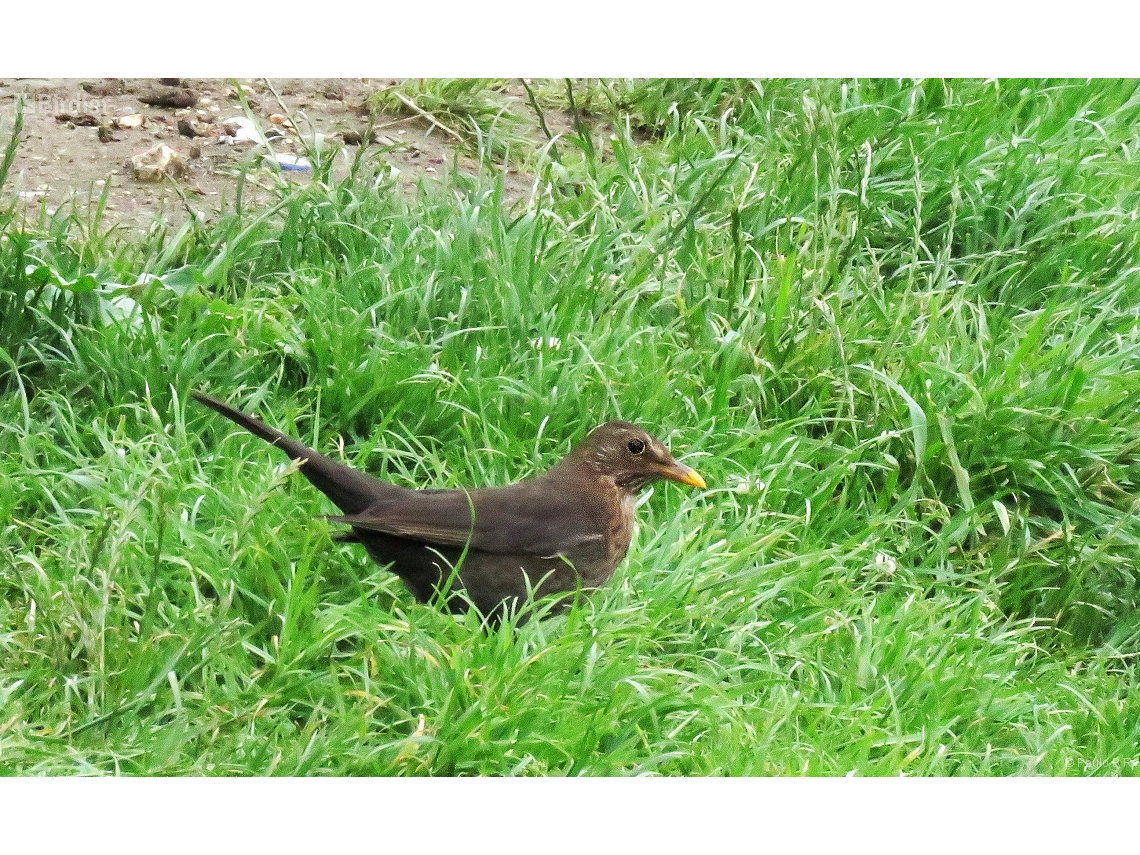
top-left (192, 391), bottom-right (704, 621)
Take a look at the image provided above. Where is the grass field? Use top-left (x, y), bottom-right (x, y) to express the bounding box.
top-left (2, 78), bottom-right (1140, 775)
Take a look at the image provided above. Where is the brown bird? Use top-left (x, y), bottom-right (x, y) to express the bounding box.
top-left (192, 391), bottom-right (705, 621)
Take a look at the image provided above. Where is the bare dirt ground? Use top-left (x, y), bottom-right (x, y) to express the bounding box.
top-left (0, 78), bottom-right (578, 231)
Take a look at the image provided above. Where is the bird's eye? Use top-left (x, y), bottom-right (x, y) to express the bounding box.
top-left (627, 438), bottom-right (645, 455)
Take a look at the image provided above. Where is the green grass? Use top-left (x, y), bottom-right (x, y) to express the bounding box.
top-left (3, 78), bottom-right (1140, 775)
top-left (366, 78), bottom-right (531, 163)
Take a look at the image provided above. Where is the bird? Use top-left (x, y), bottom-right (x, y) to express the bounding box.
top-left (191, 391), bottom-right (705, 622)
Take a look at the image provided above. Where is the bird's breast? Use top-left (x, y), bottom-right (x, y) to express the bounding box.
top-left (604, 491), bottom-right (637, 568)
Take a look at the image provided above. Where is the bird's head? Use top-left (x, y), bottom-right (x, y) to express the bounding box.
top-left (564, 420), bottom-right (706, 493)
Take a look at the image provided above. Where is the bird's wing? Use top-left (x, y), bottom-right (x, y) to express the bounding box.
top-left (328, 478), bottom-right (608, 558)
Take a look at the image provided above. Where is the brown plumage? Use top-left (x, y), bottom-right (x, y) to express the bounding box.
top-left (191, 391), bottom-right (705, 621)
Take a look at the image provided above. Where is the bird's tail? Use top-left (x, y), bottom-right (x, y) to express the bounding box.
top-left (191, 390), bottom-right (396, 515)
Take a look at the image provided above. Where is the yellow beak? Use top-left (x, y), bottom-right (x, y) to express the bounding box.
top-left (663, 461), bottom-right (707, 489)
